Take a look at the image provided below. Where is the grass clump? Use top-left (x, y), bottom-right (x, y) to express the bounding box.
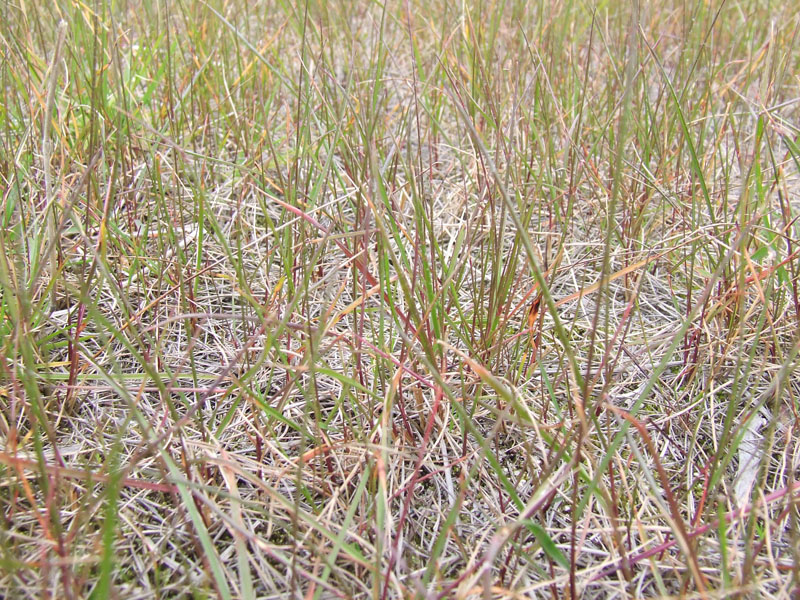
top-left (1, 1), bottom-right (799, 598)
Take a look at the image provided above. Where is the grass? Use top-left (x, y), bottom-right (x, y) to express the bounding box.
top-left (1, 0), bottom-right (799, 597)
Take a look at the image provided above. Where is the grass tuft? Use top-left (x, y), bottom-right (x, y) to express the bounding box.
top-left (1, 1), bottom-right (799, 598)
